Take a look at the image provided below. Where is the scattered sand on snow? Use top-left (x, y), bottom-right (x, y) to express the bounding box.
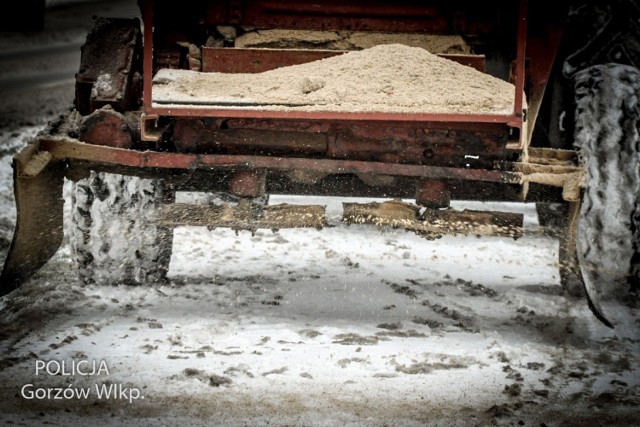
top-left (153, 44), bottom-right (516, 114)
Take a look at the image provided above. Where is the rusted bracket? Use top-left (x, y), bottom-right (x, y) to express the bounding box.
top-left (141, 113), bottom-right (165, 142)
top-left (515, 147), bottom-right (585, 202)
top-left (516, 163), bottom-right (585, 202)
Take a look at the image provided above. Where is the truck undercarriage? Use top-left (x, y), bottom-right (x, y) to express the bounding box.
top-left (1, 0), bottom-right (638, 328)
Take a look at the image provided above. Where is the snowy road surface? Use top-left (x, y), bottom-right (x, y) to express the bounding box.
top-left (0, 135), bottom-right (638, 427)
top-left (0, 1), bottom-right (639, 426)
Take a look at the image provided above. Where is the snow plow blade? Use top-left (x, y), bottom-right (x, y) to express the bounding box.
top-left (0, 140), bottom-right (66, 296)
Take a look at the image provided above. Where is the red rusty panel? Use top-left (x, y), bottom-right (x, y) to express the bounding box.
top-left (215, 118), bottom-right (511, 163)
top-left (202, 47), bottom-right (485, 73)
top-left (167, 117), bottom-right (508, 165)
top-left (525, 0), bottom-right (571, 139)
top-left (202, 48), bottom-right (344, 73)
top-left (512, 0), bottom-right (527, 121)
top-left (224, 117), bottom-right (504, 134)
top-left (213, 128), bottom-right (328, 156)
top-left (327, 127), bottom-right (507, 165)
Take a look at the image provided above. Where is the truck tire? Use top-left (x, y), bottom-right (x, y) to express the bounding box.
top-left (572, 64), bottom-right (640, 309)
top-left (70, 171), bottom-right (173, 285)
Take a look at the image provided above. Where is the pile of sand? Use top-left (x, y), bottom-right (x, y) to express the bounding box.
top-left (152, 44), bottom-right (517, 114)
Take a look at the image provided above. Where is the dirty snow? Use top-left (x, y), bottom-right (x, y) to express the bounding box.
top-left (1, 1), bottom-right (639, 426)
top-left (1, 142), bottom-right (639, 426)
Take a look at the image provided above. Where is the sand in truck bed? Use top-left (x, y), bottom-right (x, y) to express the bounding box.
top-left (152, 44), bottom-right (517, 114)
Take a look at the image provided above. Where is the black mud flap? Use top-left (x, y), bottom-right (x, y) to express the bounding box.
top-left (0, 141), bottom-right (66, 296)
top-left (578, 262), bottom-right (616, 329)
top-left (564, 200), bottom-right (615, 329)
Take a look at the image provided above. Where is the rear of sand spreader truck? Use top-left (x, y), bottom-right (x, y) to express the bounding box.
top-left (0, 0), bottom-right (635, 327)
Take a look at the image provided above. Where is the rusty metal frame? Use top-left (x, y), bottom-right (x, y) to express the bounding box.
top-left (513, 0), bottom-right (527, 121)
top-left (31, 137), bottom-right (583, 197)
top-left (142, 0), bottom-right (528, 134)
top-left (37, 138), bottom-right (522, 184)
